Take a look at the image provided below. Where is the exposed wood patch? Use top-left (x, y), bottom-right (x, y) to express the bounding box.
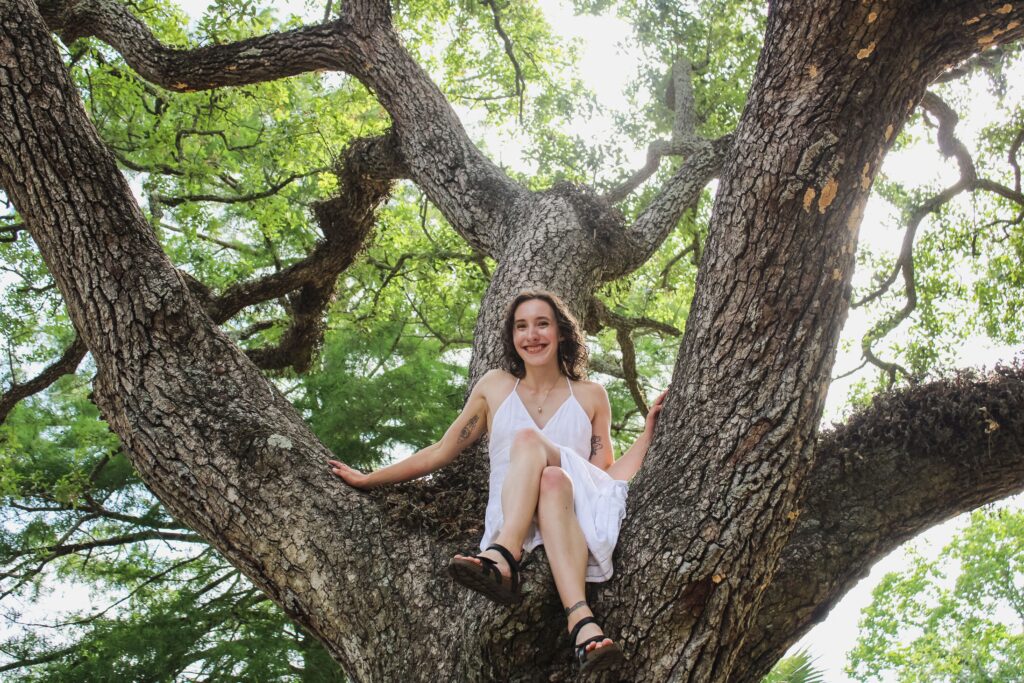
top-left (818, 178), bottom-right (839, 212)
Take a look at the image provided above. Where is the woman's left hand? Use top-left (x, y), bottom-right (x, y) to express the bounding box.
top-left (644, 389), bottom-right (668, 435)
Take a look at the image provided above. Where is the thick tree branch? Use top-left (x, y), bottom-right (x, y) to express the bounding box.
top-left (38, 0), bottom-right (364, 90)
top-left (0, 8), bottom-right (455, 679)
top-left (40, 0), bottom-right (522, 255)
top-left (736, 361), bottom-right (1024, 681)
top-left (0, 336), bottom-right (87, 424)
top-left (200, 131), bottom-right (401, 373)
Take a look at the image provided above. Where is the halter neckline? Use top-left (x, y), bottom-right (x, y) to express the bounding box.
top-left (508, 376), bottom-right (577, 432)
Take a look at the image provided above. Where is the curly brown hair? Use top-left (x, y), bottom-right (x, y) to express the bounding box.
top-left (501, 290), bottom-right (588, 380)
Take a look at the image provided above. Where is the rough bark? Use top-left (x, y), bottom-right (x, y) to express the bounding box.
top-left (601, 2), bottom-right (1024, 680)
top-left (3, 0), bottom-right (1024, 681)
top-left (0, 6), bottom-right (451, 681)
top-left (735, 362), bottom-right (1024, 681)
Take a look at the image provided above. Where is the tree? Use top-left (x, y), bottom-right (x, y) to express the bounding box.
top-left (1, 0), bottom-right (1024, 680)
top-left (847, 507), bottom-right (1024, 682)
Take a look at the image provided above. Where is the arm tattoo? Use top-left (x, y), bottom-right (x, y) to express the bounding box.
top-left (458, 414), bottom-right (480, 443)
top-left (589, 435), bottom-right (602, 460)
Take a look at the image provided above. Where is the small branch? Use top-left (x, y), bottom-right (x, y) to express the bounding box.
top-left (585, 298), bottom-right (680, 415)
top-left (1008, 127), bottom-right (1024, 194)
top-left (157, 221), bottom-right (261, 256)
top-left (931, 45), bottom-right (1010, 85)
top-left (113, 150), bottom-right (184, 177)
top-left (0, 221), bottom-right (25, 242)
top-left (659, 231), bottom-right (702, 288)
top-left (31, 530), bottom-right (203, 558)
top-left (0, 336), bottom-right (87, 425)
top-left (855, 92), bottom-right (1024, 377)
top-left (0, 643), bottom-right (81, 674)
top-left (173, 127), bottom-right (262, 159)
top-left (230, 320), bottom-right (276, 341)
top-left (481, 0), bottom-right (526, 124)
top-left (403, 291), bottom-right (472, 350)
top-left (155, 168), bottom-right (328, 207)
top-left (603, 59), bottom-right (712, 204)
top-left (616, 328), bottom-right (647, 415)
top-left (605, 135), bottom-right (732, 279)
top-left (831, 359), bottom-right (867, 382)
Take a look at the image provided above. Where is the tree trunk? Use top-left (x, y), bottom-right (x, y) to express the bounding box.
top-left (3, 0), bottom-right (1024, 680)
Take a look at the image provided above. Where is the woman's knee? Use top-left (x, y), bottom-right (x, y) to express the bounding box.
top-left (511, 428), bottom-right (561, 467)
top-left (539, 466), bottom-right (572, 499)
top-left (512, 427), bottom-right (543, 449)
top-left (510, 428), bottom-right (546, 463)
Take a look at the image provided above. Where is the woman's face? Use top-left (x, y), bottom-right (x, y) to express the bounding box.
top-left (512, 298), bottom-right (562, 368)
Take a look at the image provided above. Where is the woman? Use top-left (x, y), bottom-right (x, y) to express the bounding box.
top-left (329, 290), bottom-right (664, 675)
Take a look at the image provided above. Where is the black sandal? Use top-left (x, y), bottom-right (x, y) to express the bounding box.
top-left (570, 615), bottom-right (624, 676)
top-left (447, 543), bottom-right (523, 605)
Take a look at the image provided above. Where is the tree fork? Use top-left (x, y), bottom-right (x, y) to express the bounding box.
top-left (4, 0), bottom-right (1024, 680)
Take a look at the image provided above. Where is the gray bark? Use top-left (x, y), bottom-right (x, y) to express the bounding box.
top-left (3, 0), bottom-right (1024, 681)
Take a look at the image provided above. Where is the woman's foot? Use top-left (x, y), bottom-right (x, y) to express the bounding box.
top-left (567, 607), bottom-right (624, 674)
top-left (452, 545), bottom-right (518, 580)
top-left (447, 543), bottom-right (523, 604)
top-left (567, 608), bottom-right (613, 654)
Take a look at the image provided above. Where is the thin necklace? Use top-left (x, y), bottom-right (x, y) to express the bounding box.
top-left (529, 378), bottom-right (561, 414)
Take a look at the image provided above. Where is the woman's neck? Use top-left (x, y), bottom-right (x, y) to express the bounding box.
top-left (521, 365), bottom-right (564, 391)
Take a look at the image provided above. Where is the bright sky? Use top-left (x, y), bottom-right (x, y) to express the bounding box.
top-left (18, 1), bottom-right (1018, 680)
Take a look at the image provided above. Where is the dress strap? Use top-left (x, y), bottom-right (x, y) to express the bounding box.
top-left (513, 378), bottom-right (520, 389)
top-left (566, 376), bottom-right (574, 397)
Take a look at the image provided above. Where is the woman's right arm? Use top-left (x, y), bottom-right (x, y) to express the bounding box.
top-left (328, 374), bottom-right (493, 489)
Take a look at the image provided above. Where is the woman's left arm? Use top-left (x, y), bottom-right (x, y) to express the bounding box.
top-left (587, 383), bottom-right (616, 471)
top-left (607, 390), bottom-right (667, 481)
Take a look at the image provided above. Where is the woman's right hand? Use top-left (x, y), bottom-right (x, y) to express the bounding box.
top-left (328, 460), bottom-right (373, 489)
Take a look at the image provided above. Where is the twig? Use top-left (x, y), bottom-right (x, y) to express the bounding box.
top-left (481, 0), bottom-right (526, 125)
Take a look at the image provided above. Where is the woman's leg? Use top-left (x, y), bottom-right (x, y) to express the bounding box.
top-left (455, 428), bottom-right (561, 573)
top-left (536, 466), bottom-right (613, 654)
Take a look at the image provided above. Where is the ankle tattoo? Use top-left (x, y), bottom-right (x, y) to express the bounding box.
top-left (564, 600), bottom-right (588, 618)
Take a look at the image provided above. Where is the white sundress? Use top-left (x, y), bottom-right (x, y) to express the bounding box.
top-left (479, 377), bottom-right (628, 582)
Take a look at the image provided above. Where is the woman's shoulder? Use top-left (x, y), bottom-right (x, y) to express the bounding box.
top-left (572, 378), bottom-right (608, 395)
top-left (474, 369), bottom-right (517, 395)
top-left (571, 378), bottom-right (609, 409)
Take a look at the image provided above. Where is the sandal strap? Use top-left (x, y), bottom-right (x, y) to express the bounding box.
top-left (485, 543), bottom-right (520, 591)
top-left (575, 635), bottom-right (607, 653)
top-left (474, 555), bottom-right (501, 581)
top-left (569, 615), bottom-right (598, 645)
